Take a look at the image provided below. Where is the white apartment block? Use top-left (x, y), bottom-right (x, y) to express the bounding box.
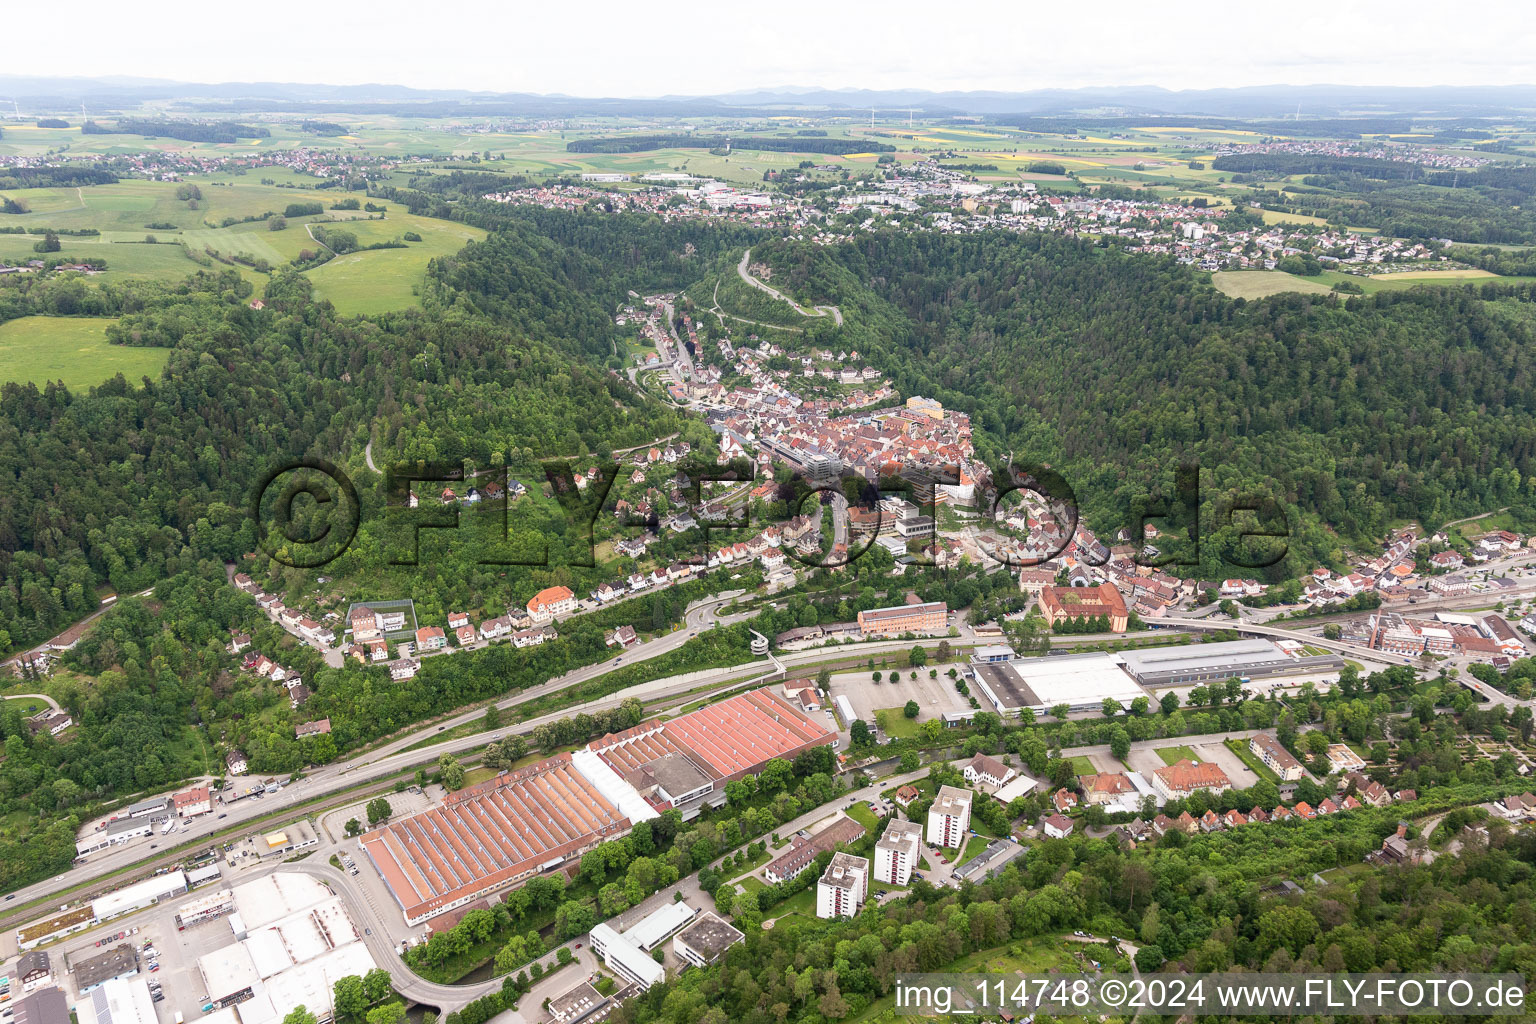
top-left (816, 852), bottom-right (869, 919)
top-left (926, 785), bottom-right (973, 848)
top-left (874, 820), bottom-right (923, 886)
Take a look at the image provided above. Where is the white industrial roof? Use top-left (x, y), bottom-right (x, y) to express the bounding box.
top-left (622, 901), bottom-right (697, 951)
top-left (78, 977), bottom-right (157, 1024)
top-left (187, 864), bottom-right (223, 887)
top-left (178, 890), bottom-right (233, 917)
top-left (197, 943), bottom-right (261, 1003)
top-left (991, 774), bottom-right (1040, 803)
top-left (238, 943), bottom-right (377, 1024)
top-left (92, 871), bottom-right (187, 920)
top-left (230, 873), bottom-right (330, 930)
top-left (244, 928), bottom-right (294, 979)
top-left (592, 923), bottom-right (665, 987)
top-left (570, 748), bottom-right (660, 823)
top-left (195, 1008), bottom-right (241, 1024)
top-left (975, 653), bottom-right (1147, 711)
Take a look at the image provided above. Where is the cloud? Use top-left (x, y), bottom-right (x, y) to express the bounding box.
top-left (9, 0), bottom-right (1536, 96)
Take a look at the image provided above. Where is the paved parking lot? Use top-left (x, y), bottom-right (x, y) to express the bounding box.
top-left (828, 669), bottom-right (970, 729)
top-left (318, 787), bottom-right (435, 843)
top-left (49, 890), bottom-right (232, 1024)
top-left (1186, 739), bottom-right (1260, 788)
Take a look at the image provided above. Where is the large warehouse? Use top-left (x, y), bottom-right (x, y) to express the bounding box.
top-left (971, 652), bottom-right (1149, 714)
top-left (365, 688), bottom-right (834, 925)
top-left (193, 875), bottom-right (376, 1024)
top-left (588, 688), bottom-right (836, 807)
top-left (1117, 639), bottom-right (1344, 688)
top-left (362, 753), bottom-right (635, 925)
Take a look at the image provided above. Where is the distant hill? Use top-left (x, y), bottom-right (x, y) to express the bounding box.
top-left (4, 75), bottom-right (1536, 117)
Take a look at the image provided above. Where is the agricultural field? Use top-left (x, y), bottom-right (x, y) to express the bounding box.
top-left (1211, 270), bottom-right (1339, 300)
top-left (0, 315), bottom-right (169, 388)
top-left (0, 176), bottom-right (486, 312)
top-left (306, 212), bottom-right (486, 315)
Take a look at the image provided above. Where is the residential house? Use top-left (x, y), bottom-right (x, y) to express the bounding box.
top-left (1042, 814), bottom-right (1074, 839)
top-left (528, 585), bottom-right (577, 621)
top-left (962, 753), bottom-right (1016, 789)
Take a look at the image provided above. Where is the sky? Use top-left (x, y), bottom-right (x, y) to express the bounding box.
top-left (11, 0), bottom-right (1536, 97)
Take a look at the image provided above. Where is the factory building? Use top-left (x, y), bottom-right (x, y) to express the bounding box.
top-left (365, 688), bottom-right (834, 925)
top-left (971, 652), bottom-right (1149, 715)
top-left (1117, 639), bottom-right (1343, 688)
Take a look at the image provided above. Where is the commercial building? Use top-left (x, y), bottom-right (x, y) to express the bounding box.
top-left (176, 889), bottom-right (235, 929)
top-left (1150, 759), bottom-right (1232, 800)
top-left (590, 923), bottom-right (666, 991)
top-left (1038, 584), bottom-right (1128, 632)
top-left (673, 912), bottom-right (745, 968)
top-left (174, 786), bottom-right (213, 818)
top-left (926, 786), bottom-right (973, 848)
top-left (1117, 639), bottom-right (1343, 688)
top-left (971, 652), bottom-right (1149, 715)
top-left (1249, 733), bottom-right (1306, 782)
top-left (547, 980), bottom-right (611, 1024)
top-left (69, 945), bottom-right (139, 993)
top-left (76, 816), bottom-right (160, 856)
top-left (76, 977), bottom-right (157, 1024)
top-left (196, 875), bottom-right (376, 1024)
top-left (11, 988), bottom-right (70, 1024)
top-left (122, 796), bottom-right (173, 820)
top-left (816, 852), bottom-right (869, 919)
top-left (187, 863), bottom-right (222, 888)
top-left (15, 905), bottom-right (96, 950)
top-left (230, 874), bottom-right (332, 930)
top-left (856, 600), bottom-right (947, 638)
top-left (991, 773), bottom-right (1041, 806)
top-left (93, 871), bottom-right (188, 921)
top-left (874, 819), bottom-right (923, 886)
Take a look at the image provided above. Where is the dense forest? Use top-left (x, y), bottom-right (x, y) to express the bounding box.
top-left (723, 233), bottom-right (1536, 578)
top-left (0, 209), bottom-right (766, 889)
top-left (0, 208), bottom-right (723, 653)
top-left (0, 165), bottom-right (119, 190)
top-left (82, 119), bottom-right (270, 142)
top-left (1215, 155), bottom-right (1536, 243)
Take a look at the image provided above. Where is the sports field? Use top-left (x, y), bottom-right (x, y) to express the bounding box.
top-left (0, 316), bottom-right (169, 388)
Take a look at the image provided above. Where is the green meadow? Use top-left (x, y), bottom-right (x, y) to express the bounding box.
top-left (0, 177), bottom-right (486, 312)
top-left (0, 316), bottom-right (169, 388)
